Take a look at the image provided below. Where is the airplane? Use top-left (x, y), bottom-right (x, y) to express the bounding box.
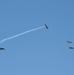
top-left (69, 47), bottom-right (74, 49)
top-left (0, 48), bottom-right (5, 50)
top-left (43, 24), bottom-right (48, 29)
top-left (67, 40), bottom-right (72, 44)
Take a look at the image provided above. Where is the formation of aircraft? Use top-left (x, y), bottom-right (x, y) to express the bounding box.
top-left (67, 40), bottom-right (74, 49)
top-left (0, 25), bottom-right (74, 50)
top-left (43, 24), bottom-right (48, 29)
top-left (0, 48), bottom-right (5, 50)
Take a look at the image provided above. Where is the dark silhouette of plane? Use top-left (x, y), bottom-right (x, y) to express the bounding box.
top-left (69, 47), bottom-right (74, 49)
top-left (43, 24), bottom-right (48, 29)
top-left (67, 40), bottom-right (72, 44)
top-left (0, 48), bottom-right (5, 50)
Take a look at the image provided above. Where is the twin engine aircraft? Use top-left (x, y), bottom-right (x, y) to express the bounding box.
top-left (69, 47), bottom-right (74, 49)
top-left (67, 41), bottom-right (72, 44)
top-left (43, 24), bottom-right (48, 29)
top-left (0, 48), bottom-right (5, 50)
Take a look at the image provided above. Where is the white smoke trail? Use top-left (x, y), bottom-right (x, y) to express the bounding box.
top-left (0, 26), bottom-right (44, 44)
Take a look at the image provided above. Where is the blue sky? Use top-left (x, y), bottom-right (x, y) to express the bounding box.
top-left (0, 0), bottom-right (74, 75)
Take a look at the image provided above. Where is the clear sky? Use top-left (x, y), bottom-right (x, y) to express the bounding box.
top-left (0, 0), bottom-right (74, 75)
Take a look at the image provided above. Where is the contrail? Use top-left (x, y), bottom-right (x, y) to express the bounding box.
top-left (0, 26), bottom-right (44, 44)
